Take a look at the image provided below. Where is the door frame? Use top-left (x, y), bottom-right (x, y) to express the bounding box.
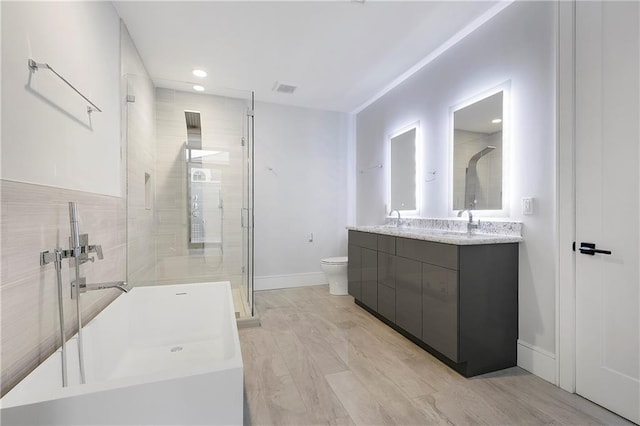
top-left (556, 0), bottom-right (577, 393)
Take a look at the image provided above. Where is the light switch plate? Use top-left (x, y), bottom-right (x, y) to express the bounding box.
top-left (522, 197), bottom-right (534, 215)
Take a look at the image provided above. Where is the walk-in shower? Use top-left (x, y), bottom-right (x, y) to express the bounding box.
top-left (124, 74), bottom-right (254, 318)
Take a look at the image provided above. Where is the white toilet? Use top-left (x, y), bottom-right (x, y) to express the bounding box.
top-left (320, 257), bottom-right (348, 295)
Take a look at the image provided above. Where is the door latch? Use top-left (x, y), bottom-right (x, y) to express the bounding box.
top-left (578, 242), bottom-right (612, 256)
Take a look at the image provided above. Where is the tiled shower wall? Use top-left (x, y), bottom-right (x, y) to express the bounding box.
top-left (0, 180), bottom-right (126, 396)
top-left (125, 72), bottom-right (157, 286)
top-left (153, 88), bottom-right (245, 287)
top-left (453, 129), bottom-right (503, 210)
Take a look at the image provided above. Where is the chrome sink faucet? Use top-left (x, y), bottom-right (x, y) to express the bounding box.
top-left (391, 209), bottom-right (401, 227)
top-left (457, 208), bottom-right (473, 222)
top-left (457, 209), bottom-right (478, 232)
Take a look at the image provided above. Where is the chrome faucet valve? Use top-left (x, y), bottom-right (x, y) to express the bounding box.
top-left (87, 244), bottom-right (103, 260)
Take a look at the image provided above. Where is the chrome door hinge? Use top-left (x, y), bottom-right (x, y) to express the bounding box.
top-left (246, 108), bottom-right (254, 117)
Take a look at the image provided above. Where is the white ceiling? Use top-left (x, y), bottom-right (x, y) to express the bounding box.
top-left (114, 1), bottom-right (501, 113)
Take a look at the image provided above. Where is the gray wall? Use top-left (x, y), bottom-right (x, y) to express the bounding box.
top-left (356, 2), bottom-right (557, 375)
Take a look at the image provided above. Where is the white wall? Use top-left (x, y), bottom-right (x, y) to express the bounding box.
top-left (1, 2), bottom-right (122, 197)
top-left (254, 102), bottom-right (352, 290)
top-left (356, 2), bottom-right (557, 381)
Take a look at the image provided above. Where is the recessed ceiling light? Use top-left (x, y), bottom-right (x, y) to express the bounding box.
top-left (192, 69), bottom-right (207, 78)
top-left (492, 118), bottom-right (502, 124)
top-left (193, 85), bottom-right (205, 92)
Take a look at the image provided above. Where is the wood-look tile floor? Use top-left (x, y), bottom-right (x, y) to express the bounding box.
top-left (239, 285), bottom-right (632, 426)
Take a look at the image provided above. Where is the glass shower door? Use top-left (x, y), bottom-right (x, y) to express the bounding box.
top-left (242, 94), bottom-right (255, 316)
top-left (124, 74), bottom-right (254, 318)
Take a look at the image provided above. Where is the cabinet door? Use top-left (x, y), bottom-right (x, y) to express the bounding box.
top-left (397, 238), bottom-right (458, 270)
top-left (396, 257), bottom-right (422, 338)
top-left (349, 230), bottom-right (377, 250)
top-left (422, 263), bottom-right (458, 361)
top-left (378, 252), bottom-right (396, 288)
top-left (378, 235), bottom-right (396, 255)
top-left (361, 248), bottom-right (377, 310)
top-left (347, 244), bottom-right (361, 300)
top-left (378, 252), bottom-right (396, 322)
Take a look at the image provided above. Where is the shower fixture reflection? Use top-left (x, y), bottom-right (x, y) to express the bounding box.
top-left (464, 146), bottom-right (495, 209)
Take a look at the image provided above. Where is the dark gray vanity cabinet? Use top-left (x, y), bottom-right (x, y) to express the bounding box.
top-left (422, 263), bottom-right (458, 362)
top-left (361, 248), bottom-right (378, 310)
top-left (377, 252), bottom-right (396, 322)
top-left (395, 256), bottom-right (423, 339)
top-left (377, 234), bottom-right (397, 322)
top-left (458, 243), bottom-right (518, 375)
top-left (347, 229), bottom-right (519, 377)
top-left (347, 243), bottom-right (361, 300)
top-left (348, 231), bottom-right (377, 303)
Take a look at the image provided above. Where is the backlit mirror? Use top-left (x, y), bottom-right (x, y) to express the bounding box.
top-left (390, 125), bottom-right (418, 212)
top-left (453, 91), bottom-right (503, 211)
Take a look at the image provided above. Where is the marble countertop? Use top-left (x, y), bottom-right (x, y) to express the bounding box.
top-left (347, 225), bottom-right (523, 245)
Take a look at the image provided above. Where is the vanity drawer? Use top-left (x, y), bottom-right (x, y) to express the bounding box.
top-left (396, 237), bottom-right (458, 270)
top-left (349, 230), bottom-right (377, 250)
top-left (377, 235), bottom-right (396, 255)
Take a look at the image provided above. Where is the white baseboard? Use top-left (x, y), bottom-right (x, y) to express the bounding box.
top-left (517, 340), bottom-right (557, 385)
top-left (255, 272), bottom-right (327, 291)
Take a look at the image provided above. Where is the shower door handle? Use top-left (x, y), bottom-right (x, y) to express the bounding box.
top-left (241, 208), bottom-right (249, 228)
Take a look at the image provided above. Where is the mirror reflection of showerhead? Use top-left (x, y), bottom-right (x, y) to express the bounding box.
top-left (464, 145), bottom-right (496, 210)
top-left (469, 145), bottom-right (496, 163)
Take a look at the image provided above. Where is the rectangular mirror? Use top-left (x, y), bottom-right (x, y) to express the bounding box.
top-left (390, 125), bottom-right (418, 212)
top-left (453, 91), bottom-right (503, 211)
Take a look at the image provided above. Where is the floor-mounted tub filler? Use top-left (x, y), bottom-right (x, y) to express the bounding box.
top-left (1, 282), bottom-right (243, 425)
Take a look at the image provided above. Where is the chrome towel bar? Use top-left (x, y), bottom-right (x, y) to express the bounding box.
top-left (28, 59), bottom-right (102, 113)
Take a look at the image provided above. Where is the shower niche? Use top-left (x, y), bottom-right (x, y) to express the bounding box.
top-left (452, 90), bottom-right (504, 211)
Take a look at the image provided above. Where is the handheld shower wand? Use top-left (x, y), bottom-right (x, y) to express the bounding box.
top-left (69, 202), bottom-right (86, 385)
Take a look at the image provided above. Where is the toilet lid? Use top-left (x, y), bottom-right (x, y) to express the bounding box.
top-left (321, 256), bottom-right (348, 265)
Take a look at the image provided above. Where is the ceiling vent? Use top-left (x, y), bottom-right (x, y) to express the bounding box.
top-left (273, 82), bottom-right (297, 94)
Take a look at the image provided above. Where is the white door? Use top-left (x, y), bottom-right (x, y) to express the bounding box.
top-left (575, 1), bottom-right (640, 423)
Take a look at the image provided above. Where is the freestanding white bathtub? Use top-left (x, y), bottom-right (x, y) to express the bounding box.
top-left (1, 282), bottom-right (243, 425)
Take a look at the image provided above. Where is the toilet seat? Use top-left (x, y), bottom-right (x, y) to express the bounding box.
top-left (321, 256), bottom-right (348, 265)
